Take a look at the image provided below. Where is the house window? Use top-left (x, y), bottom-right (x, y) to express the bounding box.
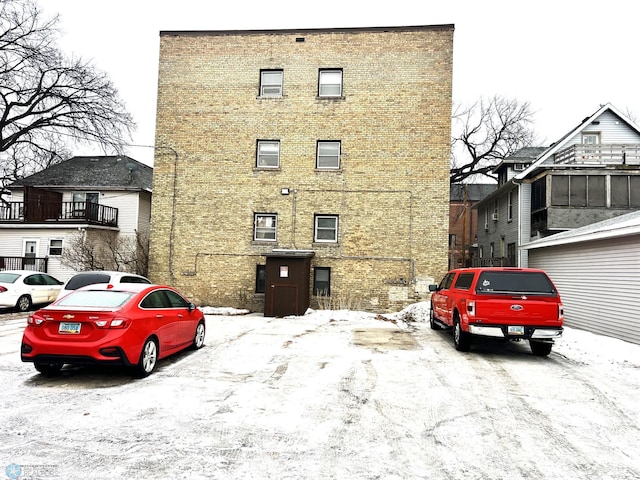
top-left (484, 207), bottom-right (489, 231)
top-left (611, 175), bottom-right (640, 207)
top-left (317, 141), bottom-right (341, 169)
top-left (257, 141), bottom-right (280, 168)
top-left (507, 190), bottom-right (514, 221)
top-left (314, 215), bottom-right (338, 242)
top-left (49, 239), bottom-right (63, 256)
top-left (318, 69), bottom-right (342, 97)
top-left (490, 242), bottom-right (495, 258)
top-left (254, 214), bottom-right (277, 241)
top-left (582, 133), bottom-right (600, 144)
top-left (587, 176), bottom-right (606, 207)
top-left (551, 176), bottom-right (569, 206)
top-left (313, 267), bottom-right (331, 296)
top-left (507, 243), bottom-right (516, 265)
top-left (255, 265), bottom-right (266, 293)
top-left (260, 70), bottom-right (283, 97)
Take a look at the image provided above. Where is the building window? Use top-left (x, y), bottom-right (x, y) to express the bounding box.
top-left (317, 141), bottom-right (341, 169)
top-left (260, 70), bottom-right (283, 97)
top-left (255, 265), bottom-right (266, 293)
top-left (254, 214), bottom-right (277, 241)
top-left (611, 175), bottom-right (640, 208)
top-left (313, 267), bottom-right (331, 296)
top-left (507, 190), bottom-right (513, 221)
top-left (256, 140), bottom-right (280, 168)
top-left (314, 215), bottom-right (338, 242)
top-left (318, 69), bottom-right (342, 97)
top-left (49, 239), bottom-right (63, 256)
top-left (582, 133), bottom-right (600, 144)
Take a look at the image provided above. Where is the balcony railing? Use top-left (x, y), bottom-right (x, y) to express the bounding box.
top-left (0, 257), bottom-right (48, 272)
top-left (553, 144), bottom-right (640, 166)
top-left (472, 256), bottom-right (516, 267)
top-left (0, 201), bottom-right (118, 227)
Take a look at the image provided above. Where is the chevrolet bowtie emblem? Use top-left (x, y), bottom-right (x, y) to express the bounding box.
top-left (62, 314), bottom-right (75, 320)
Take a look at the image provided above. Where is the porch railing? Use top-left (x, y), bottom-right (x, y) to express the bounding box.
top-left (0, 201), bottom-right (118, 227)
top-left (0, 257), bottom-right (49, 272)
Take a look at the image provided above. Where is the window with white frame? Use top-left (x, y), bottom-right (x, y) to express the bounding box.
top-left (314, 215), bottom-right (338, 242)
top-left (254, 214), bottom-right (277, 241)
top-left (582, 133), bottom-right (600, 144)
top-left (260, 70), bottom-right (283, 97)
top-left (49, 239), bottom-right (63, 256)
top-left (317, 141), bottom-right (341, 169)
top-left (257, 141), bottom-right (280, 168)
top-left (318, 69), bottom-right (342, 97)
top-left (507, 190), bottom-right (513, 222)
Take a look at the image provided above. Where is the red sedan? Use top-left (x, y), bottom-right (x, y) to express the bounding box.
top-left (21, 283), bottom-right (206, 377)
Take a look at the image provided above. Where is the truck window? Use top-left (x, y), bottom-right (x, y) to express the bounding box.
top-left (453, 273), bottom-right (474, 290)
top-left (476, 271), bottom-right (556, 295)
top-left (439, 273), bottom-right (455, 290)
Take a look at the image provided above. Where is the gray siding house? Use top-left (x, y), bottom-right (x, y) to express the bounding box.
top-left (475, 103), bottom-right (640, 267)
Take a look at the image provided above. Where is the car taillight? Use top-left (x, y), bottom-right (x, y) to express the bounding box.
top-left (558, 303), bottom-right (564, 321)
top-left (27, 315), bottom-right (45, 326)
top-left (0, 286), bottom-right (7, 293)
top-left (94, 318), bottom-right (128, 329)
top-left (466, 300), bottom-right (476, 317)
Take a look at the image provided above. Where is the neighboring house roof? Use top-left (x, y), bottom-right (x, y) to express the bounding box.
top-left (491, 147), bottom-right (546, 174)
top-left (516, 103), bottom-right (640, 180)
top-left (521, 210), bottom-right (640, 250)
top-left (450, 183), bottom-right (497, 202)
top-left (9, 156), bottom-right (153, 192)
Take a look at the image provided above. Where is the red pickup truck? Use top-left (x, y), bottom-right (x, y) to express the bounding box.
top-left (429, 267), bottom-right (563, 356)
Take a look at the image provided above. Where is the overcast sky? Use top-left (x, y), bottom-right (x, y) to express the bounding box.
top-left (42, 0), bottom-right (637, 166)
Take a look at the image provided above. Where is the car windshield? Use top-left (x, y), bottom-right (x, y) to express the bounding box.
top-left (0, 273), bottom-right (20, 283)
top-left (65, 273), bottom-right (111, 290)
top-left (476, 271), bottom-right (556, 295)
top-left (56, 290), bottom-right (134, 308)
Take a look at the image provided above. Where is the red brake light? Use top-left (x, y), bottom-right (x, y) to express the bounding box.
top-left (27, 315), bottom-right (45, 326)
top-left (107, 284), bottom-right (114, 289)
top-left (94, 318), bottom-right (128, 329)
top-left (0, 286), bottom-right (7, 293)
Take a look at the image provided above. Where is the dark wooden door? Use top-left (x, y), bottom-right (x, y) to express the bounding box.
top-left (264, 256), bottom-right (311, 317)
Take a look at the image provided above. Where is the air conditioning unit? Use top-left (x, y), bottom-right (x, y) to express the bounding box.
top-left (492, 213), bottom-right (499, 221)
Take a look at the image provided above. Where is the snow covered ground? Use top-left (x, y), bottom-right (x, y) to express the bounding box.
top-left (1, 303), bottom-right (639, 479)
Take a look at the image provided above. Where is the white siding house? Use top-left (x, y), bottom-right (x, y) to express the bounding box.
top-left (523, 210), bottom-right (640, 345)
top-left (0, 156), bottom-right (152, 282)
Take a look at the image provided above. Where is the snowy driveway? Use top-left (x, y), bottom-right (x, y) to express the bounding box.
top-left (1, 305), bottom-right (640, 480)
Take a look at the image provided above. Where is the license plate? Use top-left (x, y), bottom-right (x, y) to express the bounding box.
top-left (59, 322), bottom-right (81, 334)
top-left (508, 325), bottom-right (525, 335)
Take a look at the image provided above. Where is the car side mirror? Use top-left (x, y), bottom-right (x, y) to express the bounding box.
top-left (188, 303), bottom-right (196, 312)
top-left (428, 284), bottom-right (438, 292)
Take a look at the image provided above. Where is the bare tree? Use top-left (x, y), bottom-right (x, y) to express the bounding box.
top-left (450, 95), bottom-right (537, 184)
top-left (61, 230), bottom-right (149, 276)
top-left (0, 0), bottom-right (135, 192)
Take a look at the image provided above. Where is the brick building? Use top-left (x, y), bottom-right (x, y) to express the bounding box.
top-left (150, 25), bottom-right (454, 314)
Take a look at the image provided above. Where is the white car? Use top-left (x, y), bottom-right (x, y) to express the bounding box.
top-left (0, 270), bottom-right (64, 312)
top-left (56, 271), bottom-right (151, 300)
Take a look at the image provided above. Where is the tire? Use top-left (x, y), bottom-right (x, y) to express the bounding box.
top-left (191, 321), bottom-right (206, 349)
top-left (16, 295), bottom-right (32, 312)
top-left (429, 305), bottom-right (441, 330)
top-left (530, 341), bottom-right (553, 357)
top-left (135, 338), bottom-right (158, 378)
top-left (34, 362), bottom-right (63, 376)
top-left (453, 315), bottom-right (472, 352)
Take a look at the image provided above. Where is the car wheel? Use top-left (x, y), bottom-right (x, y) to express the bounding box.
top-left (192, 321), bottom-right (205, 349)
top-left (135, 338), bottom-right (158, 378)
top-left (429, 304), bottom-right (441, 330)
top-left (530, 341), bottom-right (553, 357)
top-left (16, 295), bottom-right (32, 312)
top-left (34, 362), bottom-right (63, 376)
top-left (453, 315), bottom-right (471, 352)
